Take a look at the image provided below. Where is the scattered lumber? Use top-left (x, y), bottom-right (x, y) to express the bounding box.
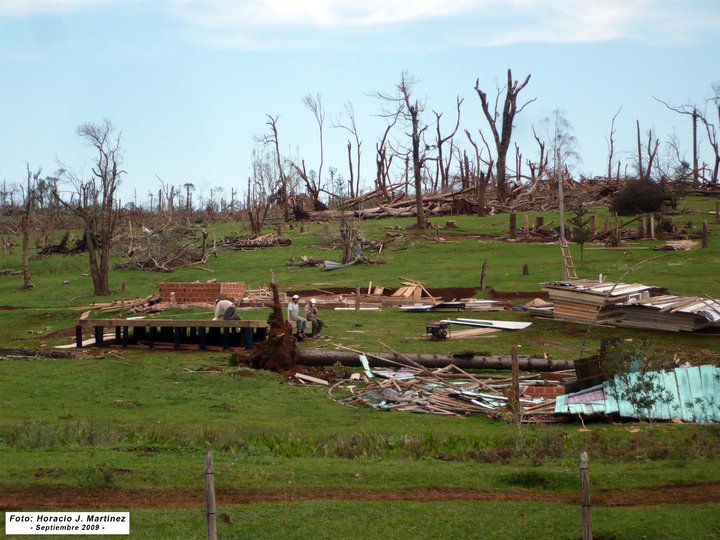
top-left (653, 240), bottom-right (699, 251)
top-left (331, 363), bottom-right (562, 420)
top-left (540, 279), bottom-right (720, 332)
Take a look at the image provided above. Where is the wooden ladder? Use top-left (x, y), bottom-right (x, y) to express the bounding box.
top-left (559, 237), bottom-right (578, 280)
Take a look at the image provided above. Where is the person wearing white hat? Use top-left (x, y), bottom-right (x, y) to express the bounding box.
top-left (304, 297), bottom-right (324, 337)
top-left (287, 294), bottom-right (307, 339)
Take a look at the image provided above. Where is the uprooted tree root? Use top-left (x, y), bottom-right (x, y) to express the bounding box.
top-left (249, 277), bottom-right (296, 371)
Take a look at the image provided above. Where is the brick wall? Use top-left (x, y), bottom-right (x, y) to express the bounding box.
top-left (159, 282), bottom-right (247, 303)
top-left (522, 385), bottom-right (566, 399)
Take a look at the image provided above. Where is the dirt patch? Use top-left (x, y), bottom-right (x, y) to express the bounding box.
top-left (1, 483), bottom-right (718, 510)
top-left (294, 287), bottom-right (478, 302)
top-left (487, 289), bottom-right (549, 301)
top-left (37, 327), bottom-right (77, 339)
top-left (281, 364), bottom-right (349, 384)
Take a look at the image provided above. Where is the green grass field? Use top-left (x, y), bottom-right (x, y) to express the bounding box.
top-left (1, 197), bottom-right (720, 538)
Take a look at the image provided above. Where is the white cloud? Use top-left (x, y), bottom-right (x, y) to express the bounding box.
top-left (169, 0), bottom-right (720, 49)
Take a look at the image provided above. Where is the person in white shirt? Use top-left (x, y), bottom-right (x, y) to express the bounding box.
top-left (213, 299), bottom-right (241, 320)
top-left (287, 295), bottom-right (307, 338)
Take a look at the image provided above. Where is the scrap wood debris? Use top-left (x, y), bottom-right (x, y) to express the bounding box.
top-left (68, 295), bottom-right (162, 315)
top-left (653, 240), bottom-right (699, 251)
top-left (326, 359), bottom-right (567, 422)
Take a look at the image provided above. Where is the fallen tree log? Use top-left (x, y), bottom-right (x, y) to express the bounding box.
top-left (0, 348), bottom-right (75, 359)
top-left (296, 348), bottom-right (574, 371)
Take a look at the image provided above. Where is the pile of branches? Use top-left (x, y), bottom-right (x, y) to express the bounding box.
top-left (114, 224), bottom-right (209, 272)
top-left (218, 233), bottom-right (291, 249)
top-left (37, 231), bottom-right (87, 256)
top-left (287, 254), bottom-right (385, 268)
top-left (305, 176), bottom-right (630, 222)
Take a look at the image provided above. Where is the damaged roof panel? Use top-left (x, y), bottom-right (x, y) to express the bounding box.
top-left (555, 365), bottom-right (720, 423)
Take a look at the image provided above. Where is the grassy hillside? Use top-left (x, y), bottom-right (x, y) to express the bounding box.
top-left (1, 196), bottom-right (719, 538)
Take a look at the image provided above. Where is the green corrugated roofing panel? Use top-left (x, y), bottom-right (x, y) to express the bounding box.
top-left (659, 369), bottom-right (682, 420)
top-left (555, 366), bottom-right (720, 423)
top-left (700, 365), bottom-right (720, 421)
top-left (675, 367), bottom-right (700, 421)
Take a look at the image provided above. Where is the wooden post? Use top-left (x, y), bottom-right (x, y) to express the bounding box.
top-left (480, 259), bottom-right (488, 290)
top-left (702, 221), bottom-right (709, 248)
top-left (511, 345), bottom-right (520, 409)
top-left (645, 214), bottom-right (654, 239)
top-left (522, 264), bottom-right (529, 275)
top-left (75, 325), bottom-right (83, 348)
top-left (580, 450), bottom-right (592, 540)
top-left (535, 216), bottom-right (544, 229)
top-left (355, 284), bottom-right (360, 312)
top-left (523, 214), bottom-right (529, 237)
top-left (509, 212), bottom-right (517, 240)
top-left (637, 220), bottom-right (645, 239)
top-left (589, 215), bottom-right (596, 236)
top-left (276, 223), bottom-right (283, 236)
top-left (120, 281), bottom-right (126, 316)
top-left (204, 450), bottom-right (218, 540)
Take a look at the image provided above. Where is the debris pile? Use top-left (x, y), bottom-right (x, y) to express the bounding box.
top-left (330, 360), bottom-right (566, 422)
top-left (69, 295), bottom-right (162, 315)
top-left (115, 225), bottom-right (209, 272)
top-left (541, 280), bottom-right (720, 332)
top-left (219, 234), bottom-right (291, 249)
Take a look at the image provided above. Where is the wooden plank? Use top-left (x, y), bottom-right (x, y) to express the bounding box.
top-left (294, 373), bottom-right (329, 386)
top-left (79, 318), bottom-right (267, 329)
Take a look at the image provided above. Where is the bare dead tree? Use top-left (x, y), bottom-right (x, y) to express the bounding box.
top-left (376, 72), bottom-right (430, 229)
top-left (465, 130), bottom-right (493, 216)
top-left (606, 107), bottom-right (622, 181)
top-left (255, 115), bottom-right (290, 222)
top-left (699, 84), bottom-right (720, 184)
top-left (52, 119), bottom-right (124, 295)
top-left (475, 69), bottom-right (534, 203)
top-left (246, 148), bottom-right (277, 234)
top-left (297, 93), bottom-right (327, 210)
top-left (654, 97), bottom-right (700, 184)
top-left (526, 125), bottom-right (548, 191)
top-left (375, 114), bottom-right (399, 203)
top-left (636, 120), bottom-right (644, 180)
top-left (433, 96), bottom-right (463, 191)
top-left (21, 164), bottom-right (41, 289)
top-left (333, 102), bottom-right (363, 198)
top-left (635, 121), bottom-right (660, 181)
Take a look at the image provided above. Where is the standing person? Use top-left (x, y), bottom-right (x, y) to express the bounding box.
top-left (287, 294), bottom-right (307, 338)
top-left (213, 298), bottom-right (241, 320)
top-left (304, 298), bottom-right (324, 337)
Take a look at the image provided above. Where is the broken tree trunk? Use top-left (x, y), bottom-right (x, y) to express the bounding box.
top-left (249, 273), bottom-right (296, 371)
top-left (296, 349), bottom-right (573, 371)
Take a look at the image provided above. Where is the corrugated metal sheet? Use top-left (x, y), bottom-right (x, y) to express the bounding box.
top-left (555, 365), bottom-right (720, 423)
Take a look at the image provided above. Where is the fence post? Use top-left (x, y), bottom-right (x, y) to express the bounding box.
top-left (511, 345), bottom-right (520, 409)
top-left (205, 450), bottom-right (217, 540)
top-left (580, 450), bottom-right (592, 540)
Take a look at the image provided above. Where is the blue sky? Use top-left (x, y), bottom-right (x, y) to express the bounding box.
top-left (1, 0), bottom-right (718, 206)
